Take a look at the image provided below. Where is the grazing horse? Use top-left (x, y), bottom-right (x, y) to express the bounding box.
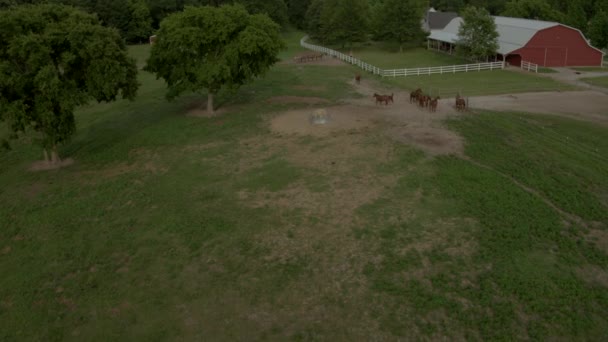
top-left (386, 93), bottom-right (394, 104)
top-left (455, 95), bottom-right (466, 111)
top-left (355, 74), bottom-right (361, 84)
top-left (418, 94), bottom-right (430, 108)
top-left (429, 96), bottom-right (440, 112)
top-left (410, 88), bottom-right (422, 103)
top-left (373, 93), bottom-right (390, 105)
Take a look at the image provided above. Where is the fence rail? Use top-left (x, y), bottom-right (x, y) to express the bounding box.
top-left (382, 62), bottom-right (504, 77)
top-left (521, 60), bottom-right (538, 72)
top-left (300, 36), bottom-right (506, 77)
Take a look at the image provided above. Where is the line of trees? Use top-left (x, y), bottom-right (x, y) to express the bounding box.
top-left (305, 0), bottom-right (428, 50)
top-left (0, 0), bottom-right (297, 43)
top-left (3, 1), bottom-right (606, 49)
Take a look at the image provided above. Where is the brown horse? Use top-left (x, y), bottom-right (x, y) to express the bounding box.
top-left (373, 93), bottom-right (390, 105)
top-left (455, 94), bottom-right (466, 111)
top-left (355, 74), bottom-right (361, 84)
top-left (429, 96), bottom-right (440, 112)
top-left (410, 88), bottom-right (422, 103)
top-left (418, 94), bottom-right (430, 108)
top-left (386, 93), bottom-right (394, 104)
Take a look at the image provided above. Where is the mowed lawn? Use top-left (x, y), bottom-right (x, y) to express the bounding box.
top-left (379, 68), bottom-right (576, 96)
top-left (581, 76), bottom-right (608, 88)
top-left (1, 32), bottom-right (607, 340)
top-left (347, 47), bottom-right (469, 69)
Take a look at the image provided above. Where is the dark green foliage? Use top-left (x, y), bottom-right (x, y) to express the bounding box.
top-left (372, 0), bottom-right (427, 52)
top-left (0, 4), bottom-right (138, 158)
top-left (305, 0), bottom-right (324, 40)
top-left (502, 0), bottom-right (564, 22)
top-left (287, 0), bottom-right (311, 29)
top-left (306, 0), bottom-right (369, 47)
top-left (457, 6), bottom-right (499, 61)
top-left (588, 10), bottom-right (608, 49)
top-left (144, 5), bottom-right (284, 111)
top-left (239, 0), bottom-right (289, 26)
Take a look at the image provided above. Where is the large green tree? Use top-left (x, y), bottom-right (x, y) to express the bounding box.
top-left (0, 4), bottom-right (138, 163)
top-left (588, 10), bottom-right (608, 49)
top-left (502, 0), bottom-right (563, 22)
top-left (457, 6), bottom-right (499, 61)
top-left (373, 0), bottom-right (427, 52)
top-left (317, 0), bottom-right (369, 47)
top-left (287, 0), bottom-right (311, 29)
top-left (145, 5), bottom-right (284, 114)
top-left (305, 0), bottom-right (324, 41)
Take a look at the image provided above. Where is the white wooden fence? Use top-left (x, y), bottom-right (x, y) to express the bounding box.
top-left (300, 36), bottom-right (382, 75)
top-left (300, 36), bottom-right (506, 77)
top-left (521, 60), bottom-right (538, 73)
top-left (382, 62), bottom-right (504, 77)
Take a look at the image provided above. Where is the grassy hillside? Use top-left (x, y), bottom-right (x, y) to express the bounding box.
top-left (1, 32), bottom-right (606, 340)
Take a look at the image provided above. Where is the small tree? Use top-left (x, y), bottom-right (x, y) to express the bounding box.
top-left (373, 0), bottom-right (427, 52)
top-left (457, 6), bottom-right (499, 61)
top-left (0, 4), bottom-right (138, 163)
top-left (145, 5), bottom-right (285, 114)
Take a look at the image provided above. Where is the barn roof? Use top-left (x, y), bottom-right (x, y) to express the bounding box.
top-left (429, 16), bottom-right (559, 55)
top-left (427, 12), bottom-right (459, 30)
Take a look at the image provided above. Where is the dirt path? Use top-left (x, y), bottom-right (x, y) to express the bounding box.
top-left (537, 67), bottom-right (608, 94)
top-left (468, 91), bottom-right (608, 125)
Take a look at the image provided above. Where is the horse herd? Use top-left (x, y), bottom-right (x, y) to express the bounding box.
top-left (355, 75), bottom-right (467, 112)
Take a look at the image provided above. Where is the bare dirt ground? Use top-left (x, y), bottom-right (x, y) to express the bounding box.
top-left (29, 158), bottom-right (75, 171)
top-left (271, 78), bottom-right (465, 156)
top-left (468, 90), bottom-right (608, 125)
top-left (285, 52), bottom-right (348, 67)
top-left (266, 96), bottom-right (330, 105)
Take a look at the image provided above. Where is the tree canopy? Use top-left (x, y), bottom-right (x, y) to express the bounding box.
top-left (502, 0), bottom-right (564, 22)
top-left (0, 4), bottom-right (139, 162)
top-left (588, 10), bottom-right (608, 49)
top-left (457, 6), bottom-right (499, 61)
top-left (144, 5), bottom-right (284, 114)
top-left (372, 0), bottom-right (427, 52)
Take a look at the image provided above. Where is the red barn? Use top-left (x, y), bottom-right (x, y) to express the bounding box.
top-left (428, 16), bottom-right (604, 67)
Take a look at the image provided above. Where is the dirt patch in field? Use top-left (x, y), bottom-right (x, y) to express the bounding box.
top-left (287, 52), bottom-right (348, 67)
top-left (292, 85), bottom-right (327, 92)
top-left (468, 91), bottom-right (608, 125)
top-left (587, 229), bottom-right (608, 254)
top-left (23, 182), bottom-right (46, 200)
top-left (270, 78), bottom-right (464, 156)
top-left (29, 158), bottom-right (75, 172)
top-left (266, 96), bottom-right (330, 105)
top-left (270, 105), bottom-right (375, 137)
top-left (577, 265), bottom-right (608, 288)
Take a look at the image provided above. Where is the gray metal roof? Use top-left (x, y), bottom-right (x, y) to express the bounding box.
top-left (427, 12), bottom-right (459, 30)
top-left (429, 16), bottom-right (559, 55)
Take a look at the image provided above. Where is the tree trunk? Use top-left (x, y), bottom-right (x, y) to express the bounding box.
top-left (43, 148), bottom-right (50, 163)
top-left (51, 145), bottom-right (61, 164)
top-left (400, 44), bottom-right (403, 53)
top-left (207, 92), bottom-right (214, 114)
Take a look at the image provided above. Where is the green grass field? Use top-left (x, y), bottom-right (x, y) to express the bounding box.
top-left (571, 66), bottom-right (608, 72)
top-left (581, 76), bottom-right (608, 88)
top-left (378, 69), bottom-right (575, 96)
top-left (347, 47), bottom-right (469, 69)
top-left (1, 32), bottom-right (606, 340)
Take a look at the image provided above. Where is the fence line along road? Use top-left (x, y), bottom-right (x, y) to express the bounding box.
top-left (300, 36), bottom-right (506, 77)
